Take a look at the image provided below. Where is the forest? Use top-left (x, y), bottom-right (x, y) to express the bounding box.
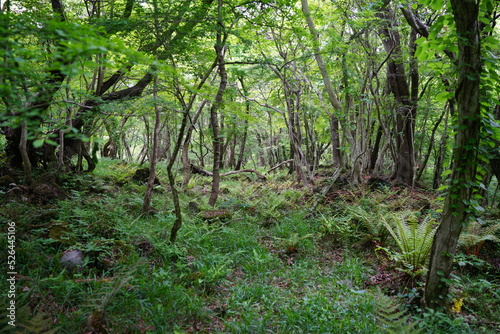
top-left (1, 0), bottom-right (500, 332)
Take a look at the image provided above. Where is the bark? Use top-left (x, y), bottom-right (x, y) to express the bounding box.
top-left (190, 164), bottom-right (267, 180)
top-left (235, 76), bottom-right (250, 170)
top-left (2, 0), bottom-right (67, 171)
top-left (208, 46), bottom-right (227, 206)
top-left (424, 0), bottom-right (482, 310)
top-left (416, 108), bottom-right (446, 182)
top-left (267, 159), bottom-right (294, 174)
top-left (168, 52), bottom-right (219, 244)
top-left (142, 78), bottom-right (161, 214)
top-left (301, 0), bottom-right (342, 167)
top-left (190, 165), bottom-right (266, 180)
top-left (377, 3), bottom-right (416, 185)
top-left (235, 119), bottom-right (248, 170)
top-left (181, 100), bottom-right (208, 188)
top-left (267, 62), bottom-right (313, 188)
top-left (208, 0), bottom-right (228, 207)
top-left (370, 125), bottom-right (383, 171)
top-left (19, 120), bottom-right (32, 184)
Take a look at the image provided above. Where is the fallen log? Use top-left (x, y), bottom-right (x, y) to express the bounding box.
top-left (266, 159), bottom-right (294, 174)
top-left (190, 164), bottom-right (267, 180)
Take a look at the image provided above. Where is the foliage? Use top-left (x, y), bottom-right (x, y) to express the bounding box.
top-left (0, 305), bottom-right (60, 334)
top-left (1, 164), bottom-right (499, 332)
top-left (273, 232), bottom-right (314, 253)
top-left (381, 213), bottom-right (439, 274)
top-left (458, 219), bottom-right (500, 256)
top-left (414, 308), bottom-right (473, 334)
top-left (374, 292), bottom-right (421, 334)
top-left (2, 0), bottom-right (500, 327)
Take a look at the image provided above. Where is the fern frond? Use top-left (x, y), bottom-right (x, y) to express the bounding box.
top-left (459, 220), bottom-right (500, 255)
top-left (375, 292), bottom-right (421, 334)
top-left (0, 305), bottom-right (60, 334)
top-left (85, 263), bottom-right (138, 312)
top-left (382, 213), bottom-right (438, 271)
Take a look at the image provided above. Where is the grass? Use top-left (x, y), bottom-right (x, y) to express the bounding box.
top-left (1, 160), bottom-right (499, 333)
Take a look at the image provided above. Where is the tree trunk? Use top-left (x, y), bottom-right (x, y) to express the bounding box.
top-left (301, 0), bottom-right (342, 167)
top-left (208, 0), bottom-right (227, 207)
top-left (235, 77), bottom-right (250, 171)
top-left (208, 43), bottom-right (228, 206)
top-left (424, 0), bottom-right (482, 310)
top-left (142, 78), bottom-right (161, 214)
top-left (417, 108), bottom-right (446, 182)
top-left (181, 100), bottom-right (208, 188)
top-left (235, 119), bottom-right (248, 170)
top-left (19, 120), bottom-right (32, 185)
top-left (377, 3), bottom-right (416, 185)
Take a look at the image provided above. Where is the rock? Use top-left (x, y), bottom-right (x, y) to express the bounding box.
top-left (367, 177), bottom-right (391, 191)
top-left (200, 209), bottom-right (232, 223)
top-left (48, 221), bottom-right (75, 245)
top-left (0, 175), bottom-right (16, 189)
top-left (30, 173), bottom-right (66, 203)
top-left (61, 249), bottom-right (84, 272)
top-left (132, 167), bottom-right (161, 185)
top-left (188, 201), bottom-right (200, 213)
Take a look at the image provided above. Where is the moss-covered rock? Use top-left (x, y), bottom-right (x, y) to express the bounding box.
top-left (200, 209), bottom-right (232, 223)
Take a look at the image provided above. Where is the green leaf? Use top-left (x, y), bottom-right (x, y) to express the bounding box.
top-left (442, 169), bottom-right (452, 177)
top-left (430, 0), bottom-right (444, 10)
top-left (435, 91), bottom-right (453, 102)
top-left (45, 139), bottom-right (58, 146)
top-left (473, 205), bottom-right (485, 213)
top-left (414, 37), bottom-right (426, 45)
top-left (32, 139), bottom-right (44, 148)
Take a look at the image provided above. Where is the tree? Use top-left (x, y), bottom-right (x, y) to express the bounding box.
top-left (301, 0), bottom-right (343, 168)
top-left (424, 0), bottom-right (483, 310)
top-left (376, 1), bottom-right (416, 185)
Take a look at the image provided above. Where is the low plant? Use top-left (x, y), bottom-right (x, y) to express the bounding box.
top-left (273, 232), bottom-right (314, 253)
top-left (415, 308), bottom-right (472, 333)
top-left (185, 253), bottom-right (234, 294)
top-left (343, 202), bottom-right (391, 246)
top-left (381, 213), bottom-right (439, 274)
top-left (319, 213), bottom-right (359, 245)
top-left (458, 219), bottom-right (500, 256)
top-left (374, 291), bottom-right (421, 333)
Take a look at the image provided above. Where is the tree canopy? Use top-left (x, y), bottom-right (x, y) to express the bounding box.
top-left (1, 0), bottom-right (500, 312)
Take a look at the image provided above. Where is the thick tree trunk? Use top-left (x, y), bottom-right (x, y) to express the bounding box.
top-left (377, 4), bottom-right (416, 185)
top-left (424, 0), bottom-right (481, 310)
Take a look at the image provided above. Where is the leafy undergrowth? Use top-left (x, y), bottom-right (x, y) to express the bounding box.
top-left (1, 160), bottom-right (499, 333)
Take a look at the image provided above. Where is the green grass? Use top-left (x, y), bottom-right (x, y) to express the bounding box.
top-left (1, 159), bottom-right (498, 333)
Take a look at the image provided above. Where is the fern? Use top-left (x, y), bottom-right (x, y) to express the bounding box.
top-left (382, 213), bottom-right (439, 272)
top-left (375, 292), bottom-right (421, 334)
top-left (459, 219), bottom-right (500, 255)
top-left (342, 200), bottom-right (390, 245)
top-left (0, 305), bottom-right (60, 334)
top-left (83, 263), bottom-right (139, 332)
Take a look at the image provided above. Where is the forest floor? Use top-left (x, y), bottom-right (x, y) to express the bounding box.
top-left (1, 158), bottom-right (500, 333)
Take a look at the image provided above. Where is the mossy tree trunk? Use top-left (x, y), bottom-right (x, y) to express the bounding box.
top-left (424, 0), bottom-right (482, 310)
top-left (208, 0), bottom-right (228, 207)
top-left (376, 3), bottom-right (416, 185)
